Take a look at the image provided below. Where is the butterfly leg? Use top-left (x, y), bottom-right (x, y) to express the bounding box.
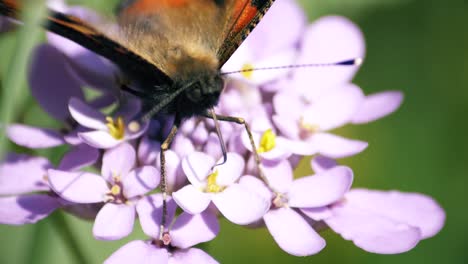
top-left (203, 113), bottom-right (270, 186)
top-left (159, 118), bottom-right (180, 244)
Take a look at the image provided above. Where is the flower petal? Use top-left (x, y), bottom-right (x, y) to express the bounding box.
top-left (301, 84), bottom-right (364, 131)
top-left (173, 185), bottom-right (211, 214)
top-left (138, 137), bottom-right (160, 166)
top-left (93, 203), bottom-right (135, 240)
top-left (212, 184), bottom-right (269, 225)
top-left (171, 211), bottom-right (220, 249)
top-left (342, 189), bottom-right (445, 239)
top-left (215, 153), bottom-right (245, 186)
top-left (58, 144), bottom-right (99, 171)
top-left (68, 97), bottom-right (107, 130)
top-left (0, 153), bottom-right (50, 195)
top-left (310, 155), bottom-right (337, 174)
top-left (264, 207), bottom-right (326, 256)
top-left (326, 199), bottom-right (422, 254)
top-left (156, 150), bottom-right (185, 193)
top-left (309, 133), bottom-right (368, 159)
top-left (136, 194), bottom-right (177, 238)
top-left (352, 91), bottom-right (404, 124)
top-left (79, 130), bottom-right (122, 149)
top-left (29, 44), bottom-right (84, 121)
top-left (7, 124), bottom-right (65, 148)
top-left (123, 166), bottom-right (160, 198)
top-left (238, 175), bottom-right (273, 201)
top-left (182, 152), bottom-right (215, 187)
top-left (0, 194), bottom-right (60, 225)
top-left (48, 169), bottom-right (108, 203)
top-left (104, 240), bottom-right (169, 264)
top-left (102, 142), bottom-right (136, 183)
top-left (170, 248), bottom-right (219, 264)
top-left (288, 166), bottom-right (353, 208)
top-left (263, 159), bottom-right (294, 193)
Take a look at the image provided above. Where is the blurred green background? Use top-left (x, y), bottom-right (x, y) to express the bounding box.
top-left (0, 0), bottom-right (466, 263)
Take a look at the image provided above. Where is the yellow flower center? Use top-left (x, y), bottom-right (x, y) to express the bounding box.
top-left (110, 185), bottom-right (121, 196)
top-left (106, 116), bottom-right (125, 140)
top-left (241, 63), bottom-right (255, 79)
top-left (205, 170), bottom-right (224, 193)
top-left (257, 129), bottom-right (277, 153)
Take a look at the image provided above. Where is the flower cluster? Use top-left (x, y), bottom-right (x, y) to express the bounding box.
top-left (0, 0), bottom-right (445, 263)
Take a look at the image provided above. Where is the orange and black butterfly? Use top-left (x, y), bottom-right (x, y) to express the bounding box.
top-left (0, 0), bottom-right (274, 119)
top-left (0, 0), bottom-right (275, 234)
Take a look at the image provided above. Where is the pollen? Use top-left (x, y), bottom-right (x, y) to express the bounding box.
top-left (205, 170), bottom-right (224, 193)
top-left (241, 63), bottom-right (255, 79)
top-left (110, 185), bottom-right (121, 196)
top-left (257, 129), bottom-right (276, 153)
top-left (106, 116), bottom-right (125, 140)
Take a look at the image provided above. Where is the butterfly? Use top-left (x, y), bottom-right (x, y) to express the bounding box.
top-left (0, 0), bottom-right (275, 240)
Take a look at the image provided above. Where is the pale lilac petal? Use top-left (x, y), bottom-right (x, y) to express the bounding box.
top-left (238, 175), bottom-right (273, 201)
top-left (78, 130), bottom-right (121, 149)
top-left (93, 203), bottom-right (135, 240)
top-left (170, 248), bottom-right (218, 264)
top-left (352, 91), bottom-right (404, 124)
top-left (136, 194), bottom-right (177, 238)
top-left (173, 185), bottom-right (211, 214)
top-left (212, 184), bottom-right (269, 225)
top-left (138, 137), bottom-right (161, 166)
top-left (326, 200), bottom-right (422, 254)
top-left (122, 166), bottom-right (160, 198)
top-left (58, 144), bottom-right (99, 171)
top-left (215, 153), bottom-right (245, 186)
top-left (343, 189), bottom-right (445, 239)
top-left (104, 241), bottom-right (169, 264)
top-left (7, 124), bottom-right (64, 148)
top-left (272, 114), bottom-right (301, 140)
top-left (182, 152), bottom-right (215, 187)
top-left (311, 155), bottom-right (337, 174)
top-left (102, 142), bottom-right (136, 182)
top-left (309, 133), bottom-right (368, 158)
top-left (300, 207), bottom-right (333, 221)
top-left (293, 16), bottom-right (365, 98)
top-left (263, 159), bottom-right (294, 193)
top-left (171, 211), bottom-right (219, 249)
top-left (301, 84), bottom-right (364, 131)
top-left (264, 207), bottom-right (326, 256)
top-left (172, 135), bottom-right (195, 159)
top-left (0, 154), bottom-right (50, 195)
top-left (0, 194), bottom-right (60, 225)
top-left (273, 91), bottom-right (305, 119)
top-left (48, 169), bottom-right (108, 203)
top-left (288, 166), bottom-right (353, 208)
top-left (29, 44), bottom-right (84, 121)
top-left (68, 97), bottom-right (107, 130)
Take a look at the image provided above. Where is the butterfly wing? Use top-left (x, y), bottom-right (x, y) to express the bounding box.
top-left (217, 0), bottom-right (276, 66)
top-left (0, 0), bottom-right (173, 86)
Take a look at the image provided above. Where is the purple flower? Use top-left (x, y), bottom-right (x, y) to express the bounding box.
top-left (239, 160), bottom-right (353, 256)
top-left (325, 189), bottom-right (445, 254)
top-left (0, 154), bottom-right (61, 225)
top-left (48, 143), bottom-right (159, 240)
top-left (173, 152), bottom-right (270, 225)
top-left (68, 97), bottom-right (147, 149)
top-left (106, 194), bottom-right (219, 264)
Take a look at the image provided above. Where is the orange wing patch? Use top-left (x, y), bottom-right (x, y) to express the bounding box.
top-left (124, 0), bottom-right (190, 15)
top-left (232, 0), bottom-right (258, 33)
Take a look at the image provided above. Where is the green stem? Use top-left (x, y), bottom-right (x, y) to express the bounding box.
top-left (0, 1), bottom-right (46, 159)
top-left (49, 211), bottom-right (89, 264)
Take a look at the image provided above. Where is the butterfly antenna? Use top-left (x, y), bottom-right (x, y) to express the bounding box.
top-left (209, 108), bottom-right (228, 169)
top-left (220, 57), bottom-right (363, 76)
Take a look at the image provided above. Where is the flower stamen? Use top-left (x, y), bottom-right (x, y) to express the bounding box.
top-left (106, 116), bottom-right (125, 140)
top-left (258, 129), bottom-right (276, 153)
top-left (205, 170), bottom-right (224, 193)
top-left (241, 63), bottom-right (255, 79)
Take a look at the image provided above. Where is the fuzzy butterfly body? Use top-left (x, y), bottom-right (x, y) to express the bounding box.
top-left (0, 0), bottom-right (274, 119)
